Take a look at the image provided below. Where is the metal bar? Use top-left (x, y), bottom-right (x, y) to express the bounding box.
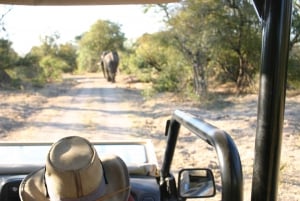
top-left (160, 119), bottom-right (181, 178)
top-left (251, 1), bottom-right (292, 201)
top-left (172, 110), bottom-right (243, 201)
top-left (252, 0), bottom-right (265, 21)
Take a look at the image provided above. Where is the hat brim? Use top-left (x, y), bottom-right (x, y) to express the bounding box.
top-left (19, 155), bottom-right (130, 201)
top-left (99, 155), bottom-right (130, 201)
top-left (19, 168), bottom-right (49, 201)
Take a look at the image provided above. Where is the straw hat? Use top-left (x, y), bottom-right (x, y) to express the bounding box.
top-left (19, 136), bottom-right (130, 201)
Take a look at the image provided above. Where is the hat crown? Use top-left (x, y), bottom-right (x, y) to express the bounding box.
top-left (48, 136), bottom-right (94, 171)
top-left (45, 136), bottom-right (103, 200)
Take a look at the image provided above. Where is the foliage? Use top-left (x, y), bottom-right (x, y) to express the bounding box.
top-left (125, 31), bottom-right (191, 94)
top-left (166, 0), bottom-right (215, 96)
top-left (7, 33), bottom-right (78, 87)
top-left (124, 34), bottom-right (161, 82)
top-left (39, 55), bottom-right (67, 82)
top-left (77, 20), bottom-right (125, 72)
top-left (212, 1), bottom-right (261, 92)
top-left (2, 1), bottom-right (300, 94)
top-left (0, 38), bottom-right (18, 85)
top-left (23, 34), bottom-right (60, 74)
top-left (290, 0), bottom-right (300, 50)
top-left (12, 53), bottom-right (41, 81)
top-left (288, 1), bottom-right (300, 90)
top-left (0, 39), bottom-right (18, 70)
top-left (288, 44), bottom-right (300, 89)
top-left (57, 43), bottom-right (77, 72)
top-left (163, 0), bottom-right (261, 95)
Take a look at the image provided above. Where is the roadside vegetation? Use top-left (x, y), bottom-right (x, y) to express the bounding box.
top-left (1, 0), bottom-right (300, 99)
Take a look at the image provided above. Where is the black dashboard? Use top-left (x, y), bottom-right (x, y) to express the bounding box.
top-left (0, 174), bottom-right (161, 201)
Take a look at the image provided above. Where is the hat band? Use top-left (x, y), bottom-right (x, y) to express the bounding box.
top-left (48, 175), bottom-right (107, 201)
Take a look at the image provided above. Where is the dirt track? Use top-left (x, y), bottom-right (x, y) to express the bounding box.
top-left (1, 74), bottom-right (144, 142)
top-left (0, 73), bottom-right (299, 201)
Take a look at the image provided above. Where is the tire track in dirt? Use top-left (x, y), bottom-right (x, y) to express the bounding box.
top-left (2, 74), bottom-right (141, 142)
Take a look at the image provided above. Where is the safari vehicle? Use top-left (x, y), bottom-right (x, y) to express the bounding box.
top-left (0, 0), bottom-right (293, 201)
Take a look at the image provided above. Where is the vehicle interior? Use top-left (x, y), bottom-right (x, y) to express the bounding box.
top-left (0, 140), bottom-right (163, 201)
top-left (0, 1), bottom-right (293, 201)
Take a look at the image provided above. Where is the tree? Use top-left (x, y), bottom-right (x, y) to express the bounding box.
top-left (134, 33), bottom-right (167, 72)
top-left (290, 0), bottom-right (300, 50)
top-left (210, 1), bottom-right (261, 92)
top-left (0, 39), bottom-right (18, 84)
top-left (77, 20), bottom-right (125, 72)
top-left (160, 0), bottom-right (261, 94)
top-left (129, 32), bottom-right (189, 93)
top-left (22, 33), bottom-right (77, 84)
top-left (287, 1), bottom-right (300, 88)
top-left (57, 43), bottom-right (77, 72)
top-left (165, 0), bottom-right (220, 96)
top-left (0, 6), bottom-right (12, 37)
top-left (39, 55), bottom-right (67, 82)
top-left (0, 7), bottom-right (16, 85)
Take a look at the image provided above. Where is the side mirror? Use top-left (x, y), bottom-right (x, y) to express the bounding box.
top-left (178, 168), bottom-right (216, 198)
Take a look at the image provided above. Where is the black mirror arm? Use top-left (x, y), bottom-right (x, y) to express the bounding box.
top-left (159, 119), bottom-right (180, 200)
top-left (161, 119), bottom-right (181, 179)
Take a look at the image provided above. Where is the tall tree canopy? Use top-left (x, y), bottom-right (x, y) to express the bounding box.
top-left (19, 33), bottom-right (77, 84)
top-left (0, 39), bottom-right (18, 83)
top-left (290, 0), bottom-right (300, 50)
top-left (210, 0), bottom-right (261, 92)
top-left (167, 0), bottom-right (216, 96)
top-left (77, 20), bottom-right (125, 72)
top-left (127, 31), bottom-right (189, 93)
top-left (158, 0), bottom-right (261, 94)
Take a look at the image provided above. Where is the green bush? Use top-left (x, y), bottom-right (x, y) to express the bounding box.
top-left (153, 69), bottom-right (178, 92)
top-left (39, 55), bottom-right (66, 82)
top-left (287, 46), bottom-right (300, 89)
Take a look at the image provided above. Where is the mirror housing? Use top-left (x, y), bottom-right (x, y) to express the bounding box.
top-left (178, 168), bottom-right (216, 198)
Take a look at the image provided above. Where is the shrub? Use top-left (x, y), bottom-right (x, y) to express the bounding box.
top-left (39, 55), bottom-right (66, 82)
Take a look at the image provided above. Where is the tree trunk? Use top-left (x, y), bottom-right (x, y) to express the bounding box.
top-left (0, 69), bottom-right (12, 86)
top-left (236, 57), bottom-right (252, 93)
top-left (193, 51), bottom-right (207, 97)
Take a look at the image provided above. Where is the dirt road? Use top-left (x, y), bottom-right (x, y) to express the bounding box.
top-left (1, 73), bottom-right (299, 201)
top-left (1, 74), bottom-right (144, 142)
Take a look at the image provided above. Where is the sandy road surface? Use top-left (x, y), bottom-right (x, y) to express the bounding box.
top-left (1, 74), bottom-right (143, 142)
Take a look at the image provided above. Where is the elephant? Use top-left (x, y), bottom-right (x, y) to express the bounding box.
top-left (100, 51), bottom-right (119, 83)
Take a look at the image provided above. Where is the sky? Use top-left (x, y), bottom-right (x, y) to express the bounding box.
top-left (1, 5), bottom-right (167, 55)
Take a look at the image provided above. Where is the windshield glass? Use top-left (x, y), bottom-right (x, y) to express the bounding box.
top-left (0, 5), bottom-right (167, 144)
top-left (0, 4), bottom-right (168, 168)
top-left (0, 143), bottom-right (148, 165)
top-left (0, 3), bottom-right (300, 201)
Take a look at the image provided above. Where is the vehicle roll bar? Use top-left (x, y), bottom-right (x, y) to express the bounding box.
top-left (251, 1), bottom-right (292, 201)
top-left (161, 110), bottom-right (243, 201)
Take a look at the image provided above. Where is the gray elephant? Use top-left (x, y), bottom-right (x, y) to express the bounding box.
top-left (100, 51), bottom-right (119, 83)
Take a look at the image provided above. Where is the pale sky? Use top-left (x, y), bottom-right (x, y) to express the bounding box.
top-left (1, 5), bottom-right (167, 55)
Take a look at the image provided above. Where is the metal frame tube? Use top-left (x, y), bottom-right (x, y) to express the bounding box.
top-left (161, 119), bottom-right (181, 178)
top-left (251, 1), bottom-right (292, 201)
top-left (164, 110), bottom-right (243, 201)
